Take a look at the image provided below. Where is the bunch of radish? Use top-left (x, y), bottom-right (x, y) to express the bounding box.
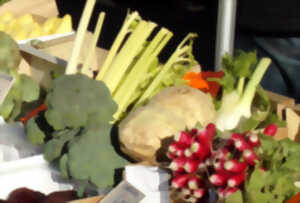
top-left (167, 123), bottom-right (277, 202)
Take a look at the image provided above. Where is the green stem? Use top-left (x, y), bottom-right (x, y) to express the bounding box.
top-left (237, 77), bottom-right (245, 96)
top-left (113, 28), bottom-right (173, 120)
top-left (239, 58), bottom-right (271, 116)
top-left (96, 11), bottom-right (140, 80)
top-left (101, 21), bottom-right (157, 93)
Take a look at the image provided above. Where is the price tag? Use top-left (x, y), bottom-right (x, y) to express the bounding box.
top-left (100, 181), bottom-right (145, 203)
top-left (0, 73), bottom-right (14, 105)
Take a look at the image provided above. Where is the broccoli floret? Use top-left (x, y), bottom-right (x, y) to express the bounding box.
top-left (26, 74), bottom-right (127, 191)
top-left (45, 74), bottom-right (117, 130)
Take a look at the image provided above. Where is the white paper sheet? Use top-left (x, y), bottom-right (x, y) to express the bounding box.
top-left (0, 121), bottom-right (42, 163)
top-left (125, 165), bottom-right (170, 203)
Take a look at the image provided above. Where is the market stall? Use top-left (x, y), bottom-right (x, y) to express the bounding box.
top-left (0, 0), bottom-right (300, 203)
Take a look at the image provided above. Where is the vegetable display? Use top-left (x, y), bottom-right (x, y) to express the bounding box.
top-left (2, 0), bottom-right (300, 202)
top-left (0, 31), bottom-right (40, 122)
top-left (167, 123), bottom-right (300, 203)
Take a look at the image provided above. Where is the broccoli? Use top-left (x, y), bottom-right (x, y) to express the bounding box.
top-left (0, 31), bottom-right (40, 122)
top-left (44, 73), bottom-right (117, 130)
top-left (26, 74), bottom-right (128, 192)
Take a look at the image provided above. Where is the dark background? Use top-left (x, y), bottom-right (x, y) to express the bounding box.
top-left (55, 0), bottom-right (300, 70)
top-left (55, 0), bottom-right (218, 71)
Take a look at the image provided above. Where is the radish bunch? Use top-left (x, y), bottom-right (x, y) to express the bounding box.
top-left (168, 123), bottom-right (277, 202)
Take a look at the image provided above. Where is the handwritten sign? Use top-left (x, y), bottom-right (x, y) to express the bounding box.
top-left (0, 73), bottom-right (14, 105)
top-left (100, 181), bottom-right (145, 203)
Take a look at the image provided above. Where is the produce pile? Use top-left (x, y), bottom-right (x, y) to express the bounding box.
top-left (0, 12), bottom-right (72, 41)
top-left (1, 0), bottom-right (300, 202)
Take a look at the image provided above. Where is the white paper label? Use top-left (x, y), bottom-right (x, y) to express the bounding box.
top-left (100, 181), bottom-right (145, 203)
top-left (0, 73), bottom-right (14, 105)
top-left (125, 165), bottom-right (170, 203)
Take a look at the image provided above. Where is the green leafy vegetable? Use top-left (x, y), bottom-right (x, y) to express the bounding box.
top-left (243, 137), bottom-right (300, 203)
top-left (225, 189), bottom-right (243, 203)
top-left (212, 51), bottom-right (272, 132)
top-left (26, 117), bottom-right (46, 145)
top-left (0, 31), bottom-right (40, 122)
top-left (45, 74), bottom-right (117, 130)
top-left (26, 74), bottom-right (128, 191)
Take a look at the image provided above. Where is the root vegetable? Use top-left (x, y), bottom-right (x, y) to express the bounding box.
top-left (224, 160), bottom-right (248, 173)
top-left (119, 86), bottom-right (216, 161)
top-left (243, 149), bottom-right (259, 165)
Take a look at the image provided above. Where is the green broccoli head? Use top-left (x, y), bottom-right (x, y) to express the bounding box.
top-left (45, 74), bottom-right (117, 130)
top-left (0, 31), bottom-right (21, 74)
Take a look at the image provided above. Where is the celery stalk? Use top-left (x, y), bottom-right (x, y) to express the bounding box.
top-left (134, 33), bottom-right (197, 107)
top-left (101, 21), bottom-right (157, 93)
top-left (65, 0), bottom-right (96, 75)
top-left (81, 12), bottom-right (105, 76)
top-left (112, 28), bottom-right (173, 120)
top-left (96, 11), bottom-right (141, 80)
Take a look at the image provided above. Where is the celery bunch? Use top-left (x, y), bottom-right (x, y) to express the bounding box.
top-left (96, 12), bottom-right (197, 121)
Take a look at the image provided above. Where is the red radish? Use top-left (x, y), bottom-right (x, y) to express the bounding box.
top-left (206, 123), bottom-right (216, 137)
top-left (214, 161), bottom-right (223, 171)
top-left (171, 174), bottom-right (190, 188)
top-left (184, 148), bottom-right (193, 158)
top-left (209, 173), bottom-right (228, 186)
top-left (264, 124), bottom-right (278, 136)
top-left (224, 160), bottom-right (248, 173)
top-left (197, 130), bottom-right (213, 148)
top-left (227, 172), bottom-right (245, 187)
top-left (189, 128), bottom-right (198, 136)
top-left (190, 142), bottom-right (210, 159)
top-left (169, 157), bottom-right (187, 172)
top-left (167, 152), bottom-right (176, 159)
top-left (243, 149), bottom-right (259, 165)
top-left (248, 133), bottom-right (260, 147)
top-left (214, 161), bottom-right (234, 178)
top-left (184, 159), bottom-right (201, 173)
top-left (173, 171), bottom-right (185, 178)
top-left (234, 138), bottom-right (251, 151)
top-left (176, 148), bottom-right (186, 157)
top-left (174, 131), bottom-right (193, 147)
top-left (193, 188), bottom-right (205, 198)
top-left (230, 133), bottom-right (245, 141)
top-left (168, 142), bottom-right (182, 153)
top-left (188, 176), bottom-right (201, 189)
top-left (216, 147), bottom-right (230, 161)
